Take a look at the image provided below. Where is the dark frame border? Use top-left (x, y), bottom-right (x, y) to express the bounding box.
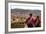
top-left (5, 0), bottom-right (45, 34)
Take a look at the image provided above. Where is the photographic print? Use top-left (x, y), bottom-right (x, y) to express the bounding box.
top-left (11, 8), bottom-right (41, 28)
top-left (8, 2), bottom-right (44, 32)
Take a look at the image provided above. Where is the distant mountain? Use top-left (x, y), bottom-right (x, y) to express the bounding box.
top-left (11, 9), bottom-right (41, 17)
